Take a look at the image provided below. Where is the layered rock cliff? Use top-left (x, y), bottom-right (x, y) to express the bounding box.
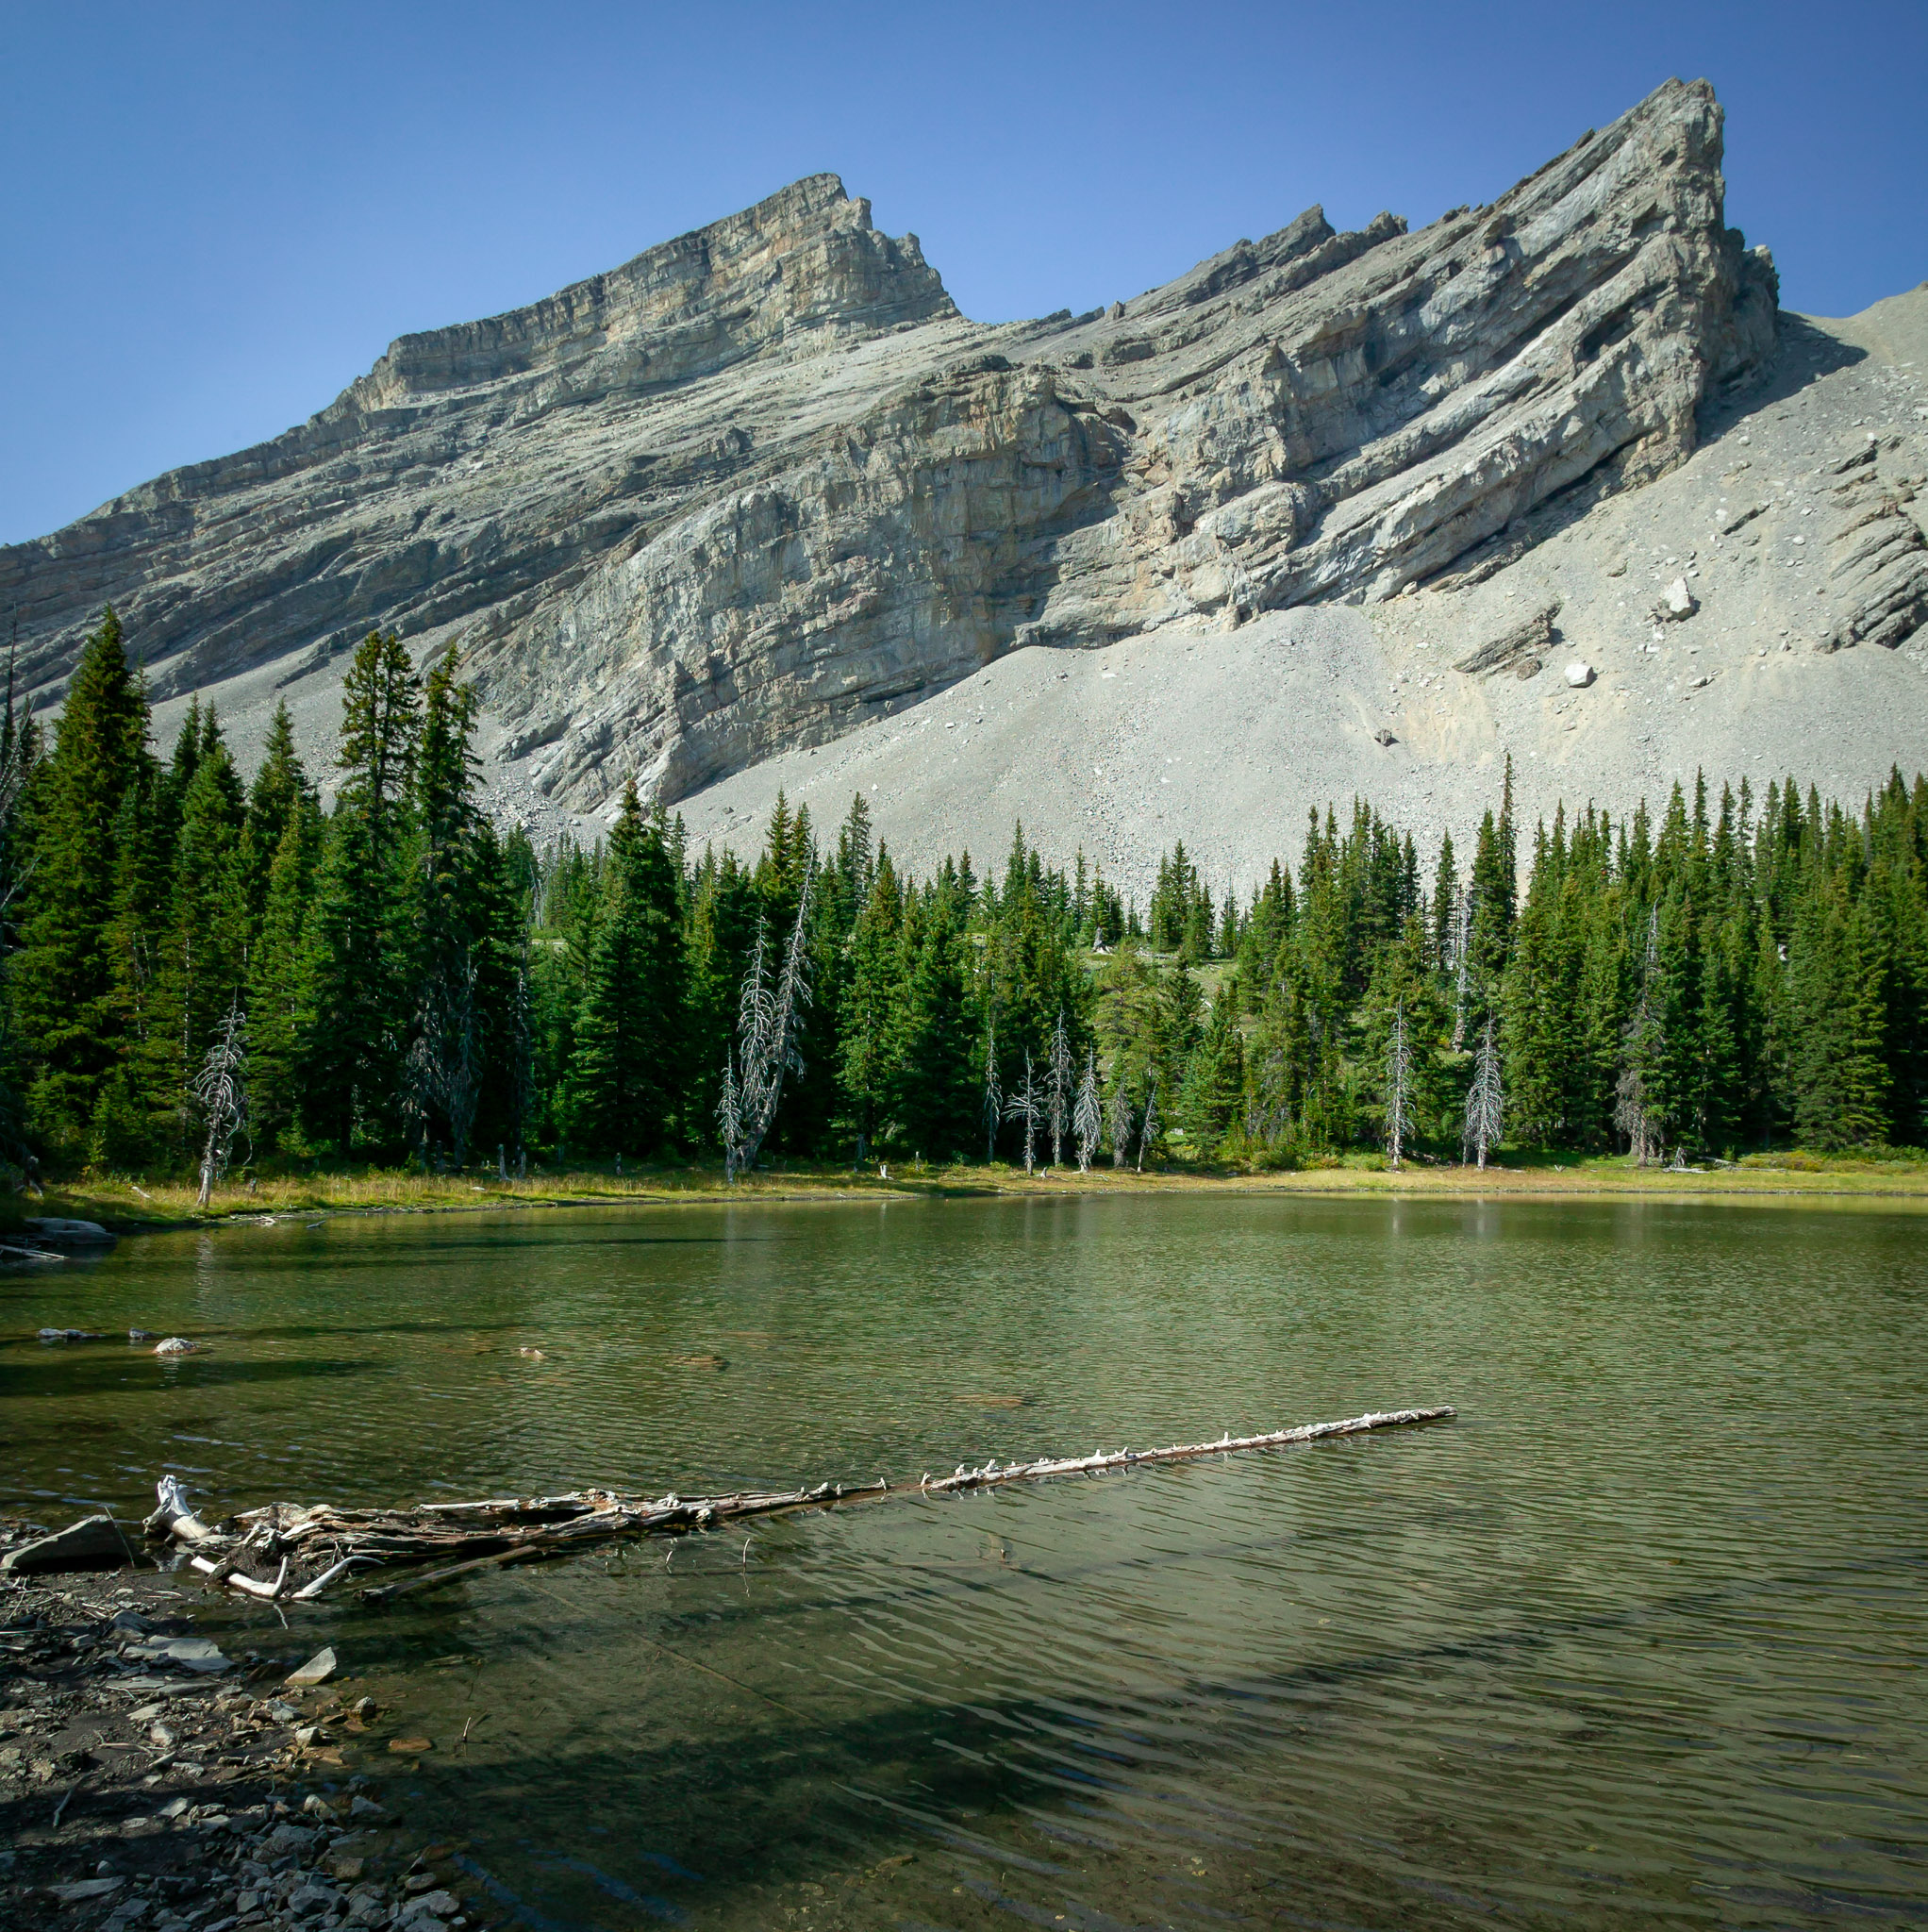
top-left (1, 79), bottom-right (1788, 809)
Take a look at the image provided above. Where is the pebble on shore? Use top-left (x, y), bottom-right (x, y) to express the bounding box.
top-left (0, 1557), bottom-right (493, 1932)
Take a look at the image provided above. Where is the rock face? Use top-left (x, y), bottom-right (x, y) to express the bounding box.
top-left (1820, 439), bottom-right (1928, 652)
top-left (2, 79), bottom-right (1781, 810)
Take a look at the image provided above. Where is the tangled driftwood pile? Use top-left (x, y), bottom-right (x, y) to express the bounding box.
top-left (143, 1406), bottom-right (1455, 1604)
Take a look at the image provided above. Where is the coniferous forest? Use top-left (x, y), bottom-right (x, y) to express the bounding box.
top-left (4, 612), bottom-right (1925, 1187)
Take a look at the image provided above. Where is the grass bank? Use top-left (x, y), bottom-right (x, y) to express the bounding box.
top-left (18, 1145), bottom-right (1928, 1234)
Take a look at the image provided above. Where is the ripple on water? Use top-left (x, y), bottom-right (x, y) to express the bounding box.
top-left (5, 1194), bottom-right (1926, 1929)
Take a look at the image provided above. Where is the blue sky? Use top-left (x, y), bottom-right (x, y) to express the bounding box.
top-left (3, 1), bottom-right (1923, 545)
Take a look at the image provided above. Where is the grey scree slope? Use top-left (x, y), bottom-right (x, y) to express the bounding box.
top-left (6, 77), bottom-right (1927, 896)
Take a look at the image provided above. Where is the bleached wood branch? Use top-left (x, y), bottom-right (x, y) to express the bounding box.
top-left (919, 1406), bottom-right (1456, 1492)
top-left (141, 1407), bottom-right (1454, 1603)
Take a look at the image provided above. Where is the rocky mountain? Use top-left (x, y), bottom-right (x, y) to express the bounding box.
top-left (6, 78), bottom-right (1819, 815)
top-left (671, 284), bottom-right (1928, 902)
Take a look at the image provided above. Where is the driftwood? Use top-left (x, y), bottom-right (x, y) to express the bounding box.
top-left (141, 1406), bottom-right (1454, 1603)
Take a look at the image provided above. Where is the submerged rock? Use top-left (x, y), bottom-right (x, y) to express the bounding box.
top-left (24, 1218), bottom-right (114, 1244)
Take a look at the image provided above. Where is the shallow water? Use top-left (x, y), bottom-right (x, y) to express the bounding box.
top-left (5, 1195), bottom-right (1926, 1929)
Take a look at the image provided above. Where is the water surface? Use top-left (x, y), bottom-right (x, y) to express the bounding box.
top-left (5, 1195), bottom-right (1924, 1930)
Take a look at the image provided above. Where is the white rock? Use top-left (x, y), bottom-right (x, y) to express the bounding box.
top-left (286, 1645), bottom-right (338, 1688)
top-left (123, 1635), bottom-right (231, 1674)
top-left (1564, 661), bottom-right (1595, 688)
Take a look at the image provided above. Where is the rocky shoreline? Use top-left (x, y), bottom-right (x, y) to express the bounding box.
top-left (1, 1564), bottom-right (495, 1932)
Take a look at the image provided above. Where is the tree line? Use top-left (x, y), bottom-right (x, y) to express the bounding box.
top-left (1, 611), bottom-right (1922, 1183)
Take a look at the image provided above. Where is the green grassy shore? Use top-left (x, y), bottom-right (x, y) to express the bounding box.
top-left (16, 1145), bottom-right (1928, 1236)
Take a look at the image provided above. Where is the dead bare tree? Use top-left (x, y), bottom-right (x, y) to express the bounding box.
top-left (1047, 1010), bottom-right (1072, 1167)
top-left (1107, 1072), bottom-right (1132, 1169)
top-left (718, 1052), bottom-right (745, 1180)
top-left (1073, 1047), bottom-right (1102, 1174)
top-left (1006, 1053), bottom-right (1043, 1174)
top-left (1463, 1016), bottom-right (1504, 1169)
top-left (1386, 997), bottom-right (1414, 1170)
top-left (144, 1406), bottom-right (1457, 1603)
top-left (723, 858), bottom-right (816, 1180)
top-left (1615, 1042), bottom-right (1661, 1158)
top-left (724, 924), bottom-right (773, 1180)
top-left (981, 1020), bottom-right (1002, 1163)
top-left (1137, 1077), bottom-right (1160, 1173)
top-left (191, 998), bottom-right (248, 1209)
top-left (1615, 908), bottom-right (1665, 1165)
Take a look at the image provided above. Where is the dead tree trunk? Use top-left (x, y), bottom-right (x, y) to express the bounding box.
top-left (192, 1000), bottom-right (248, 1209)
top-left (141, 1407), bottom-right (1456, 1602)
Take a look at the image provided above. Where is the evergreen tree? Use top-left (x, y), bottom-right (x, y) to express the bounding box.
top-left (1501, 882), bottom-right (1586, 1147)
top-left (570, 783), bottom-right (689, 1153)
top-left (685, 847), bottom-right (758, 1149)
top-left (403, 651), bottom-right (517, 1164)
top-left (249, 799), bottom-right (324, 1154)
top-left (298, 632), bottom-right (421, 1154)
top-left (892, 875), bottom-right (977, 1160)
top-left (241, 701), bottom-right (313, 924)
top-left (141, 721), bottom-right (248, 1157)
top-left (1787, 882), bottom-right (1889, 1148)
top-left (12, 609), bottom-right (155, 1151)
top-left (1177, 993), bottom-right (1245, 1156)
top-left (839, 853), bottom-right (903, 1158)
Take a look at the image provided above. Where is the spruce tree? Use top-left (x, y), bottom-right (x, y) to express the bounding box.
top-left (12, 609), bottom-right (156, 1150)
top-left (570, 783), bottom-right (689, 1153)
top-left (141, 723), bottom-right (248, 1156)
top-left (248, 800), bottom-right (323, 1154)
top-left (1788, 883), bottom-right (1889, 1148)
top-left (1177, 994), bottom-right (1246, 1156)
top-left (403, 651), bottom-right (507, 1164)
top-left (892, 875), bottom-right (977, 1160)
top-left (839, 853), bottom-right (903, 1158)
top-left (299, 632), bottom-right (421, 1154)
top-left (1502, 882), bottom-right (1586, 1147)
top-left (684, 848), bottom-right (758, 1148)
top-left (241, 700), bottom-right (313, 924)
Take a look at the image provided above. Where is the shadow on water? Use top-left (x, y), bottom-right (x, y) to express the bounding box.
top-left (160, 1224), bottom-right (783, 1264)
top-left (364, 1536), bottom-right (1928, 1931)
top-left (6, 1195), bottom-right (1924, 1930)
top-left (1, 1356), bottom-right (370, 1399)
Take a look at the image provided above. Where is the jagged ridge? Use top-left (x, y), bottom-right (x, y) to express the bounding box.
top-left (2, 79), bottom-right (1786, 811)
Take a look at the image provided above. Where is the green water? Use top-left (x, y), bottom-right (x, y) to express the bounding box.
top-left (4, 1195), bottom-right (1925, 1929)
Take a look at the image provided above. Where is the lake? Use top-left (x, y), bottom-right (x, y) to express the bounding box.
top-left (5, 1194), bottom-right (1925, 1929)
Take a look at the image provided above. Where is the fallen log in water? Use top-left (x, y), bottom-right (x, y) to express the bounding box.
top-left (140, 1405), bottom-right (1454, 1602)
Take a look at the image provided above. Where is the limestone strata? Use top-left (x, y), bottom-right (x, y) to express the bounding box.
top-left (1820, 439), bottom-right (1928, 651)
top-left (1, 78), bottom-right (1783, 810)
top-left (1454, 602), bottom-right (1562, 676)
